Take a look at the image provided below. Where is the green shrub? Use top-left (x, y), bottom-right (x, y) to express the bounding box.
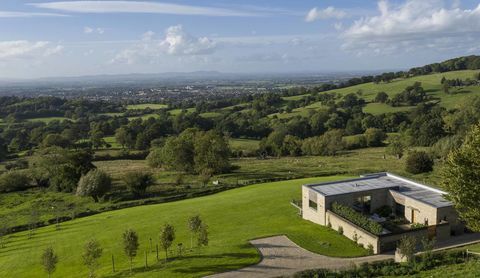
top-left (0, 171), bottom-right (31, 192)
top-left (338, 226), bottom-right (343, 235)
top-left (405, 151), bottom-right (434, 174)
top-left (76, 169), bottom-right (112, 202)
top-left (367, 243), bottom-right (374, 255)
top-left (331, 203), bottom-right (383, 235)
top-left (122, 171), bottom-right (154, 196)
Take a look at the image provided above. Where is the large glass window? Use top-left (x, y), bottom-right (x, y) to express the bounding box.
top-left (354, 195), bottom-right (372, 213)
top-left (309, 200), bottom-right (318, 210)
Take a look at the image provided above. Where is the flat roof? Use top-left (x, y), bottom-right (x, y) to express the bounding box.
top-left (305, 173), bottom-right (452, 208)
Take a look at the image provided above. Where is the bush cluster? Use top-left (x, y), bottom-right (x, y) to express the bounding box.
top-left (331, 203), bottom-right (383, 235)
top-left (293, 250), bottom-right (469, 278)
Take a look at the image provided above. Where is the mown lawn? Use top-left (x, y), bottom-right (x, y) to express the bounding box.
top-left (0, 176), bottom-right (368, 278)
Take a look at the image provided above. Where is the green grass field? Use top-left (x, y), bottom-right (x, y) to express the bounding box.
top-left (26, 117), bottom-right (71, 123)
top-left (229, 138), bottom-right (260, 153)
top-left (0, 176), bottom-right (368, 278)
top-left (127, 104), bottom-right (168, 110)
top-left (127, 113), bottom-right (161, 121)
top-left (199, 112), bottom-right (222, 119)
top-left (168, 108), bottom-right (196, 116)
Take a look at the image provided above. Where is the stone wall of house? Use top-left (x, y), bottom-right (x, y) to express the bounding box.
top-left (326, 210), bottom-right (380, 254)
top-left (302, 186), bottom-right (326, 225)
top-left (389, 191), bottom-right (438, 226)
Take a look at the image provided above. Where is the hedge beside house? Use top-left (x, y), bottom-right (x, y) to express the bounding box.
top-left (331, 202), bottom-right (383, 235)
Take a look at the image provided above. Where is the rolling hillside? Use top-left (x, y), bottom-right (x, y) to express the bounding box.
top-left (0, 176), bottom-right (366, 278)
top-left (270, 70), bottom-right (480, 118)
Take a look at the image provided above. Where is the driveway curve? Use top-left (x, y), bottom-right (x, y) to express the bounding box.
top-left (207, 235), bottom-right (393, 278)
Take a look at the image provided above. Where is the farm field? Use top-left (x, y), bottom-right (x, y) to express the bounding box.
top-left (228, 138), bottom-right (260, 153)
top-left (127, 103), bottom-right (168, 110)
top-left (168, 108), bottom-right (196, 116)
top-left (26, 117), bottom-right (71, 123)
top-left (0, 176), bottom-right (367, 278)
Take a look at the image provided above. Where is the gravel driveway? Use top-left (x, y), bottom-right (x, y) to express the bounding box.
top-left (207, 235), bottom-right (394, 278)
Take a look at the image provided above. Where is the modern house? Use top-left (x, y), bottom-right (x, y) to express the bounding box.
top-left (302, 172), bottom-right (464, 254)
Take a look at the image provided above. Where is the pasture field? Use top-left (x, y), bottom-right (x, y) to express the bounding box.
top-left (126, 103), bottom-right (168, 110)
top-left (0, 176), bottom-right (367, 278)
top-left (168, 108), bottom-right (196, 116)
top-left (229, 138), bottom-right (260, 153)
top-left (26, 117), bottom-right (71, 123)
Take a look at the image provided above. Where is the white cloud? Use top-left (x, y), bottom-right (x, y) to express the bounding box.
top-left (305, 7), bottom-right (346, 22)
top-left (84, 26), bottom-right (105, 35)
top-left (111, 25), bottom-right (216, 64)
top-left (44, 45), bottom-right (64, 57)
top-left (0, 41), bottom-right (63, 59)
top-left (160, 25), bottom-right (216, 55)
top-left (0, 11), bottom-right (67, 18)
top-left (343, 0), bottom-right (480, 54)
top-left (30, 1), bottom-right (259, 17)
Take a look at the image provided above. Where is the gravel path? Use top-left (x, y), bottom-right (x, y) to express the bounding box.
top-left (207, 235), bottom-right (393, 278)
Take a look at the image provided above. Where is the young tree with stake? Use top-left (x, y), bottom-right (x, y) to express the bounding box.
top-left (197, 224), bottom-right (209, 248)
top-left (41, 247), bottom-right (58, 278)
top-left (82, 238), bottom-right (103, 278)
top-left (123, 229), bottom-right (139, 272)
top-left (159, 224), bottom-right (175, 262)
top-left (188, 215), bottom-right (202, 249)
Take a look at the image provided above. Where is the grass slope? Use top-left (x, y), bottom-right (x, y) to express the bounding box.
top-left (0, 176), bottom-right (367, 278)
top-left (273, 70), bottom-right (480, 117)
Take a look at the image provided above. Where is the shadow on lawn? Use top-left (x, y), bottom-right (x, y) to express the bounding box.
top-left (103, 251), bottom-right (258, 277)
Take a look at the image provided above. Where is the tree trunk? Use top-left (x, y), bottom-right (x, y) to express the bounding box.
top-left (165, 249), bottom-right (168, 263)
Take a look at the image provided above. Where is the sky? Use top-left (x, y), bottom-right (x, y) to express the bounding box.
top-left (1, 0), bottom-right (480, 78)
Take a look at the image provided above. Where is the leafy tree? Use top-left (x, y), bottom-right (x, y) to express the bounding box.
top-left (386, 136), bottom-right (405, 159)
top-left (76, 170), bottom-right (112, 202)
top-left (122, 172), bottom-right (154, 197)
top-left (90, 129), bottom-right (106, 150)
top-left (160, 129), bottom-right (197, 172)
top-left (282, 135), bottom-right (302, 156)
top-left (188, 215), bottom-right (202, 249)
top-left (405, 151), bottom-right (434, 174)
top-left (364, 128), bottom-right (386, 147)
top-left (115, 127), bottom-right (133, 149)
top-left (260, 128), bottom-right (287, 157)
top-left (146, 148), bottom-right (163, 168)
top-left (134, 132), bottom-right (149, 150)
top-left (197, 224), bottom-right (209, 248)
top-left (41, 247), bottom-right (58, 278)
top-left (194, 130), bottom-right (231, 174)
top-left (374, 92), bottom-right (389, 103)
top-left (123, 229), bottom-right (139, 272)
top-left (420, 236), bottom-right (436, 266)
top-left (159, 224), bottom-right (175, 262)
top-left (82, 238), bottom-right (103, 278)
top-left (442, 82), bottom-right (450, 94)
top-left (41, 134), bottom-right (71, 149)
top-left (397, 235), bottom-right (416, 263)
top-left (443, 125), bottom-right (480, 231)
